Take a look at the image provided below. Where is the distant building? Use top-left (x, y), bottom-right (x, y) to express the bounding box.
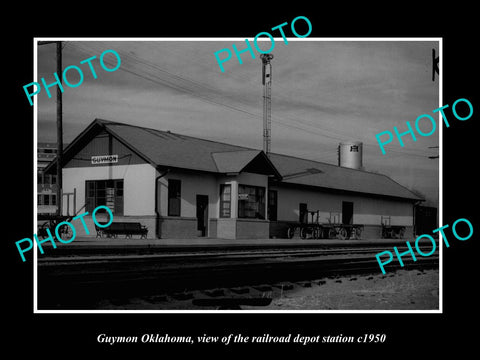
top-left (38, 142), bottom-right (58, 214)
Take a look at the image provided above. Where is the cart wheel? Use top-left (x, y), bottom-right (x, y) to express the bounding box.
top-left (337, 227), bottom-right (347, 240)
top-left (321, 227), bottom-right (327, 239)
top-left (354, 227), bottom-right (362, 239)
top-left (287, 227), bottom-right (295, 239)
top-left (300, 227), bottom-right (307, 239)
top-left (58, 224), bottom-right (73, 240)
top-left (38, 222), bottom-right (49, 239)
top-left (328, 228), bottom-right (336, 239)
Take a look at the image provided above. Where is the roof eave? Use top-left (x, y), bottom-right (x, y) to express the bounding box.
top-left (270, 180), bottom-right (423, 202)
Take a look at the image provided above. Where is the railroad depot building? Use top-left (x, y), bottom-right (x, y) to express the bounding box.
top-left (43, 119), bottom-right (423, 240)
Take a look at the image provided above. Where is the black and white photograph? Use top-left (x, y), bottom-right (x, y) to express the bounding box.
top-left (7, 7), bottom-right (478, 356)
top-left (34, 39), bottom-right (440, 312)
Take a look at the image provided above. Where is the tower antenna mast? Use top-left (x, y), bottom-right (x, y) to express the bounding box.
top-left (260, 53), bottom-right (273, 155)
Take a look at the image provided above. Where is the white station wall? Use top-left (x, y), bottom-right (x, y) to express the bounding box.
top-left (272, 186), bottom-right (413, 226)
top-left (157, 170), bottom-right (219, 218)
top-left (62, 164), bottom-right (156, 216)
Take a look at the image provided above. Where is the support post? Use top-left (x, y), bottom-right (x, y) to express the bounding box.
top-left (56, 41), bottom-right (63, 216)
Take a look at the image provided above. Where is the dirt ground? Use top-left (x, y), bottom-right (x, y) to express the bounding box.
top-left (252, 268), bottom-right (439, 310)
top-left (96, 268), bottom-right (439, 311)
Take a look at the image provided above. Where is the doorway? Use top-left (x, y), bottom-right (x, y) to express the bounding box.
top-left (196, 195), bottom-right (209, 237)
top-left (342, 201), bottom-right (354, 225)
top-left (299, 203), bottom-right (308, 224)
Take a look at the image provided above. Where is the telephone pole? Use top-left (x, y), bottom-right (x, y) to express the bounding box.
top-left (38, 41), bottom-right (63, 216)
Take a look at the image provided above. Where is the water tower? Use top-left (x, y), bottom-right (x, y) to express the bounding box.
top-left (338, 141), bottom-right (363, 170)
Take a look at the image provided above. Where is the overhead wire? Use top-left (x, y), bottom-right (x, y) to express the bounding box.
top-left (68, 42), bottom-right (264, 121)
top-left (64, 41), bottom-right (438, 160)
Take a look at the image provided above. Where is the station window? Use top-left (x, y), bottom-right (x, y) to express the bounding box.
top-left (85, 179), bottom-right (124, 215)
top-left (238, 184), bottom-right (265, 219)
top-left (38, 174), bottom-right (57, 186)
top-left (45, 174), bottom-right (51, 185)
top-left (220, 184), bottom-right (231, 218)
top-left (38, 194), bottom-right (56, 206)
top-left (168, 179), bottom-right (181, 216)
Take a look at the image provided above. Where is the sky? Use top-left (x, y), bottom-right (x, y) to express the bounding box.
top-left (36, 39), bottom-right (440, 207)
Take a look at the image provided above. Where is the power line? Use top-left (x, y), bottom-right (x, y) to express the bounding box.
top-left (68, 42), bottom-right (264, 120)
top-left (64, 42), bottom-right (438, 159)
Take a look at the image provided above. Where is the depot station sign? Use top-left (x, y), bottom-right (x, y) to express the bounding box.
top-left (91, 155), bottom-right (118, 165)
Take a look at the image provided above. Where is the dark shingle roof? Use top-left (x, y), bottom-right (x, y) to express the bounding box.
top-left (267, 153), bottom-right (422, 200)
top-left (58, 119), bottom-right (423, 201)
top-left (105, 121), bottom-right (247, 173)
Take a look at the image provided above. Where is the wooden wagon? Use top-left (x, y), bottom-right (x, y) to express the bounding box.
top-left (37, 214), bottom-right (75, 240)
top-left (381, 216), bottom-right (406, 239)
top-left (287, 210), bottom-right (364, 240)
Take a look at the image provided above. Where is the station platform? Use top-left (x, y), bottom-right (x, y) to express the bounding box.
top-left (35, 235), bottom-right (438, 262)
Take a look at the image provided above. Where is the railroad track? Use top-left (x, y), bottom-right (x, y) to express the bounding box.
top-left (38, 246), bottom-right (406, 264)
top-left (36, 239), bottom-right (416, 258)
top-left (37, 245), bottom-right (439, 309)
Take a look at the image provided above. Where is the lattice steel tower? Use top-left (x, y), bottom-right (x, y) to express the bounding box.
top-left (260, 53), bottom-right (273, 155)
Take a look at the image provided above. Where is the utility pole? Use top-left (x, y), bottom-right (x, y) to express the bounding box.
top-left (38, 41), bottom-right (63, 216)
top-left (432, 48), bottom-right (439, 82)
top-left (428, 145), bottom-right (439, 159)
top-left (260, 53), bottom-right (273, 156)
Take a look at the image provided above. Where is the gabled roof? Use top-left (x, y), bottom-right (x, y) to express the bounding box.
top-left (106, 123), bottom-right (230, 172)
top-left (45, 119), bottom-right (281, 178)
top-left (211, 150), bottom-right (262, 173)
top-left (46, 118), bottom-right (423, 201)
top-left (211, 150), bottom-right (281, 178)
top-left (268, 153), bottom-right (423, 201)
